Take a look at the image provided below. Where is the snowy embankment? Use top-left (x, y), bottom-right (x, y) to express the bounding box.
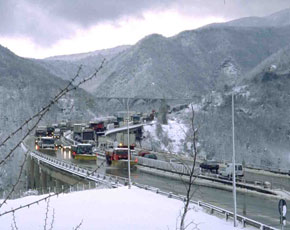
top-left (0, 186), bottom-right (252, 230)
top-left (143, 119), bottom-right (188, 154)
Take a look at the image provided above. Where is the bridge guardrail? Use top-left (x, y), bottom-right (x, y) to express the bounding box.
top-left (22, 141), bottom-right (276, 230)
top-left (63, 130), bottom-right (289, 177)
top-left (135, 156), bottom-right (278, 195)
top-left (246, 163), bottom-right (290, 175)
top-left (60, 135), bottom-right (278, 194)
top-left (62, 131), bottom-right (77, 145)
top-left (133, 183), bottom-right (277, 230)
top-left (135, 155), bottom-right (191, 175)
top-left (22, 143), bottom-right (128, 188)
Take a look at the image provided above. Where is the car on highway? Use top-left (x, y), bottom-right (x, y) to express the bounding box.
top-left (144, 153), bottom-right (158, 160)
top-left (169, 158), bottom-right (183, 164)
top-left (138, 150), bottom-right (151, 157)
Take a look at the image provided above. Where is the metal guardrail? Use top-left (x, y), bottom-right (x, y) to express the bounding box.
top-left (133, 183), bottom-right (277, 230)
top-left (62, 131), bottom-right (77, 145)
top-left (247, 163), bottom-right (290, 175)
top-left (64, 130), bottom-right (289, 176)
top-left (135, 155), bottom-right (191, 175)
top-left (60, 134), bottom-right (278, 194)
top-left (21, 143), bottom-right (127, 188)
top-left (135, 156), bottom-right (278, 195)
top-left (21, 141), bottom-right (276, 230)
top-left (62, 133), bottom-right (278, 194)
top-left (1, 182), bottom-right (99, 200)
top-left (104, 123), bottom-right (144, 136)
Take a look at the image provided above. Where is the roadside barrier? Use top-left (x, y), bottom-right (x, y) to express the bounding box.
top-left (20, 141), bottom-right (277, 230)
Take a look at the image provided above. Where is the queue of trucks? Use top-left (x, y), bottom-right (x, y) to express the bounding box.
top-left (33, 118), bottom-right (245, 180)
top-left (34, 112), bottom-right (145, 166)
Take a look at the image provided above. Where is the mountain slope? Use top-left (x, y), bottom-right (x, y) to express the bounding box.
top-left (86, 25), bottom-right (290, 98)
top-left (215, 8), bottom-right (290, 28)
top-left (45, 45), bottom-right (130, 61)
top-left (37, 45), bottom-right (130, 82)
top-left (39, 8), bottom-right (290, 99)
top-left (0, 44), bottom-right (98, 189)
top-left (179, 45), bottom-right (290, 168)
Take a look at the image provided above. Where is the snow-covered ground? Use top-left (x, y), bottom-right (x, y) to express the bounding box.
top-left (143, 119), bottom-right (188, 154)
top-left (0, 186), bottom-right (252, 230)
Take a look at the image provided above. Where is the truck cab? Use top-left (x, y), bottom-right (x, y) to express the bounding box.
top-left (36, 137), bottom-right (56, 150)
top-left (35, 126), bottom-right (47, 145)
top-left (46, 126), bottom-right (55, 137)
top-left (35, 126), bottom-right (47, 137)
top-left (71, 144), bottom-right (97, 160)
top-left (53, 128), bottom-right (61, 139)
top-left (81, 128), bottom-right (96, 144)
top-left (105, 144), bottom-right (136, 167)
top-left (219, 163), bottom-right (244, 178)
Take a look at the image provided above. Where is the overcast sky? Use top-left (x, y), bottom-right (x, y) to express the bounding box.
top-left (0, 0), bottom-right (289, 59)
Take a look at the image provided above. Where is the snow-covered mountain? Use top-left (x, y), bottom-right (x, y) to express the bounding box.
top-left (45, 45), bottom-right (130, 61)
top-left (85, 25), bottom-right (290, 98)
top-left (0, 44), bottom-right (99, 189)
top-left (37, 9), bottom-right (290, 100)
top-left (222, 8), bottom-right (290, 28)
top-left (37, 45), bottom-right (130, 82)
top-left (158, 45), bottom-right (290, 168)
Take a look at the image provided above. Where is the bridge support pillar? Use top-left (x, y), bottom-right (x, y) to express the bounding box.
top-left (41, 171), bottom-right (47, 192)
top-left (34, 161), bottom-right (40, 190)
top-left (27, 156), bottom-right (35, 189)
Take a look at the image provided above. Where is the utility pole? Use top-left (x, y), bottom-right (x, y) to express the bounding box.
top-left (232, 92), bottom-right (237, 227)
top-left (127, 98), bottom-right (131, 189)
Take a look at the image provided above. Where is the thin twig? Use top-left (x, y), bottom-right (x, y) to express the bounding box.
top-left (48, 209), bottom-right (55, 230)
top-left (12, 211), bottom-right (18, 230)
top-left (0, 65), bottom-right (83, 150)
top-left (180, 104), bottom-right (198, 230)
top-left (0, 60), bottom-right (105, 166)
top-left (44, 198), bottom-right (50, 230)
top-left (73, 219), bottom-right (83, 230)
top-left (0, 160), bottom-right (106, 217)
top-left (0, 150), bottom-right (30, 209)
top-left (0, 60), bottom-right (106, 216)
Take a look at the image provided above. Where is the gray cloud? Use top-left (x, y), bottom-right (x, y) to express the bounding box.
top-left (175, 0), bottom-right (290, 19)
top-left (0, 0), bottom-right (289, 46)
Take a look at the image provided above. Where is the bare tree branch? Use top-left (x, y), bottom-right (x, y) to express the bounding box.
top-left (0, 150), bottom-right (30, 209)
top-left (44, 198), bottom-right (50, 230)
top-left (180, 104), bottom-right (198, 230)
top-left (0, 160), bottom-right (106, 217)
top-left (0, 65), bottom-right (83, 150)
top-left (48, 209), bottom-right (55, 230)
top-left (73, 219), bottom-right (83, 230)
top-left (0, 60), bottom-right (106, 216)
top-left (0, 59), bottom-right (105, 166)
top-left (12, 211), bottom-right (18, 230)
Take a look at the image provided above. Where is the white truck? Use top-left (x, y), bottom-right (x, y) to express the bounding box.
top-left (54, 128), bottom-right (61, 139)
top-left (219, 163), bottom-right (244, 178)
top-left (36, 137), bottom-right (56, 150)
top-left (116, 133), bottom-right (136, 146)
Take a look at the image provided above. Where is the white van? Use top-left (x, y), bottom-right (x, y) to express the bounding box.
top-left (219, 163), bottom-right (244, 178)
